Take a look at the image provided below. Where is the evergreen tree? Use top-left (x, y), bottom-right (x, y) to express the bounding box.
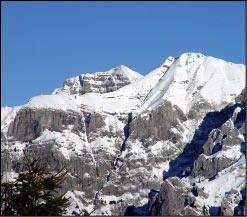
top-left (1, 151), bottom-right (70, 216)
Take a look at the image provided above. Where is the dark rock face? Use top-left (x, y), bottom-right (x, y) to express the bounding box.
top-left (191, 103), bottom-right (245, 179)
top-left (235, 87), bottom-right (246, 104)
top-left (83, 112), bottom-right (106, 142)
top-left (9, 142), bottom-right (98, 200)
top-left (129, 101), bottom-right (185, 144)
top-left (233, 189), bottom-right (246, 216)
top-left (79, 73), bottom-right (131, 94)
top-left (1, 135), bottom-right (116, 203)
top-left (7, 108), bottom-right (85, 142)
top-left (55, 66), bottom-right (142, 96)
top-left (191, 154), bottom-right (233, 179)
top-left (149, 177), bottom-right (201, 216)
top-left (6, 108), bottom-right (109, 143)
top-left (162, 103), bottom-right (243, 180)
top-left (188, 99), bottom-right (214, 120)
top-left (79, 75), bottom-right (93, 94)
top-left (219, 189), bottom-right (241, 216)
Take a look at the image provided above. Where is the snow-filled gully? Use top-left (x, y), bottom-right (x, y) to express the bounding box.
top-left (93, 112), bottom-right (133, 205)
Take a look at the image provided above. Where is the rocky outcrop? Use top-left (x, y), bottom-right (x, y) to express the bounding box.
top-left (235, 87), bottom-right (246, 104)
top-left (191, 154), bottom-right (233, 179)
top-left (148, 177), bottom-right (205, 216)
top-left (6, 107), bottom-right (111, 144)
top-left (53, 65), bottom-right (142, 96)
top-left (147, 97), bottom-right (245, 216)
top-left (219, 189), bottom-right (245, 216)
top-left (191, 104), bottom-right (245, 179)
top-left (7, 108), bottom-right (85, 142)
top-left (83, 112), bottom-right (106, 142)
top-left (129, 101), bottom-right (186, 144)
top-left (188, 99), bottom-right (215, 120)
top-left (78, 72), bottom-right (131, 94)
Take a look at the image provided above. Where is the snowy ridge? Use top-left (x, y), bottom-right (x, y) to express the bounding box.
top-left (137, 53), bottom-right (245, 114)
top-left (107, 65), bottom-right (143, 82)
top-left (65, 56), bottom-right (175, 114)
top-left (52, 76), bottom-right (80, 96)
top-left (1, 106), bottom-right (22, 133)
top-left (10, 52), bottom-right (245, 117)
top-left (24, 94), bottom-right (80, 112)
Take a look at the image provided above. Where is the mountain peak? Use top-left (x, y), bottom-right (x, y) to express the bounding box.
top-left (115, 64), bottom-right (128, 69)
top-left (110, 65), bottom-right (143, 82)
top-left (161, 56), bottom-right (175, 68)
top-left (52, 65), bottom-right (143, 96)
top-left (175, 52), bottom-right (205, 59)
top-left (138, 53), bottom-right (245, 114)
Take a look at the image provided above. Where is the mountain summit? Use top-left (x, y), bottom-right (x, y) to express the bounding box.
top-left (1, 52), bottom-right (246, 216)
top-left (52, 65), bottom-right (142, 96)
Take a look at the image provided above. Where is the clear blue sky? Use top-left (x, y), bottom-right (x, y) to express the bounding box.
top-left (1, 1), bottom-right (245, 107)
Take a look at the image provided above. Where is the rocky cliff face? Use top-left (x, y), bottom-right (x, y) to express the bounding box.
top-left (52, 65), bottom-right (142, 96)
top-left (7, 108), bottom-right (85, 142)
top-left (1, 53), bottom-right (246, 216)
top-left (148, 100), bottom-right (246, 216)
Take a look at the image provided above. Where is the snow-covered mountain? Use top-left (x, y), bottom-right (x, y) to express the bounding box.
top-left (52, 65), bottom-right (143, 96)
top-left (1, 52), bottom-right (246, 216)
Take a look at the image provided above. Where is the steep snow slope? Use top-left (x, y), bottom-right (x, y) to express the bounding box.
top-left (1, 106), bottom-right (22, 133)
top-left (196, 155), bottom-right (245, 207)
top-left (138, 53), bottom-right (245, 114)
top-left (110, 65), bottom-right (143, 82)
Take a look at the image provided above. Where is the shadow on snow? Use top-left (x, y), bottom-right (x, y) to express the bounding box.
top-left (123, 102), bottom-right (245, 216)
top-left (163, 103), bottom-right (242, 180)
